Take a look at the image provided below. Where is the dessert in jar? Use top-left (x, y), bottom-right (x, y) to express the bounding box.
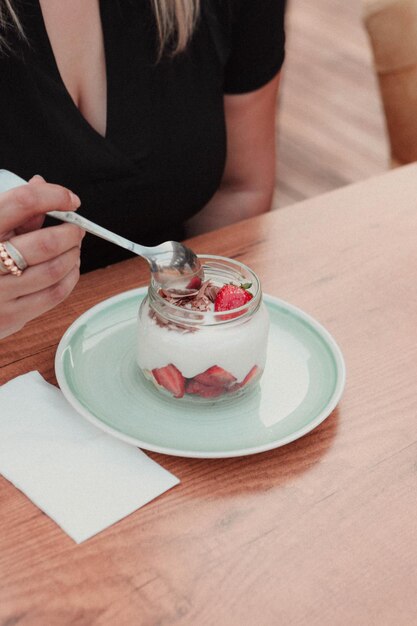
top-left (137, 255), bottom-right (270, 402)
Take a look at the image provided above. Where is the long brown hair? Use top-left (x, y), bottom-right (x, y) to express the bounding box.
top-left (0, 0), bottom-right (200, 55)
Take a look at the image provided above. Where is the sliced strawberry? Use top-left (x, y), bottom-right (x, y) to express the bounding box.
top-left (240, 365), bottom-right (260, 387)
top-left (194, 365), bottom-right (237, 388)
top-left (214, 284), bottom-right (253, 312)
top-left (152, 364), bottom-right (185, 398)
top-left (227, 365), bottom-right (261, 393)
top-left (186, 379), bottom-right (225, 398)
top-left (186, 276), bottom-right (202, 290)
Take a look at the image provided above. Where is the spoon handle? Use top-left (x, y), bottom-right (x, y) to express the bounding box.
top-left (0, 169), bottom-right (143, 257)
top-left (46, 210), bottom-right (141, 255)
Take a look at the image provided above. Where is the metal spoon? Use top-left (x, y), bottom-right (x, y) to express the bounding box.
top-left (0, 169), bottom-right (202, 288)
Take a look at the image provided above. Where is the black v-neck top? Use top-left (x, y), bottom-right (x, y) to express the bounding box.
top-left (1, 0), bottom-right (285, 272)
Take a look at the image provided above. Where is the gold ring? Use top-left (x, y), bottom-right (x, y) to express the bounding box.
top-left (0, 242), bottom-right (25, 276)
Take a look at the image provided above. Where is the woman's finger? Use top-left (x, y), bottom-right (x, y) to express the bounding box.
top-left (0, 246), bottom-right (81, 299)
top-left (14, 214), bottom-right (46, 236)
top-left (11, 265), bottom-right (81, 327)
top-left (0, 263), bottom-right (80, 338)
top-left (4, 223), bottom-right (84, 269)
top-left (0, 179), bottom-right (80, 233)
top-left (12, 178), bottom-right (48, 235)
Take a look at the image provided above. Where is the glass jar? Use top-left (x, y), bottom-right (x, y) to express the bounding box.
top-left (137, 255), bottom-right (270, 403)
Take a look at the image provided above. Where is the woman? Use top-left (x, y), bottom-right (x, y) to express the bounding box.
top-left (0, 0), bottom-right (285, 338)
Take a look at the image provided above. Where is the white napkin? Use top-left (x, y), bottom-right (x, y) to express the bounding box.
top-left (0, 371), bottom-right (179, 543)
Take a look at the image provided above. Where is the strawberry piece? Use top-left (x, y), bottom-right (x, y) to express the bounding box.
top-left (194, 365), bottom-right (236, 388)
top-left (214, 284), bottom-right (253, 312)
top-left (228, 366), bottom-right (261, 393)
top-left (186, 276), bottom-right (202, 290)
top-left (240, 365), bottom-right (260, 387)
top-left (152, 364), bottom-right (185, 398)
top-left (186, 379), bottom-right (225, 398)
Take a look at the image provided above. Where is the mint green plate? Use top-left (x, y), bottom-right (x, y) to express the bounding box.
top-left (55, 288), bottom-right (345, 458)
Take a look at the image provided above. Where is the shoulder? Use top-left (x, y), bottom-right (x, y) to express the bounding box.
top-left (201, 0), bottom-right (286, 43)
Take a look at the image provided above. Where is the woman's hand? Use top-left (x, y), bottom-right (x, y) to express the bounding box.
top-left (0, 176), bottom-right (84, 339)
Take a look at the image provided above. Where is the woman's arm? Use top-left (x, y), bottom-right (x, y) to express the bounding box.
top-left (186, 72), bottom-right (281, 236)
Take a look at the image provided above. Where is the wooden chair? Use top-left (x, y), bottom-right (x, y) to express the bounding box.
top-left (363, 0), bottom-right (417, 166)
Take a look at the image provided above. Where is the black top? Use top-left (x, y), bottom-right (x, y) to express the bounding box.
top-left (1, 0), bottom-right (285, 272)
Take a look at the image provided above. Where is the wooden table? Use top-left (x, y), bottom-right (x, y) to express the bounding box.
top-left (1, 164), bottom-right (417, 625)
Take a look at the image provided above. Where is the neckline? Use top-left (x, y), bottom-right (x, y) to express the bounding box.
top-left (25, 0), bottom-right (154, 168)
top-left (35, 0), bottom-right (110, 141)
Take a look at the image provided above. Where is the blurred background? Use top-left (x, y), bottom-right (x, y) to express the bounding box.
top-left (275, 0), bottom-right (390, 208)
